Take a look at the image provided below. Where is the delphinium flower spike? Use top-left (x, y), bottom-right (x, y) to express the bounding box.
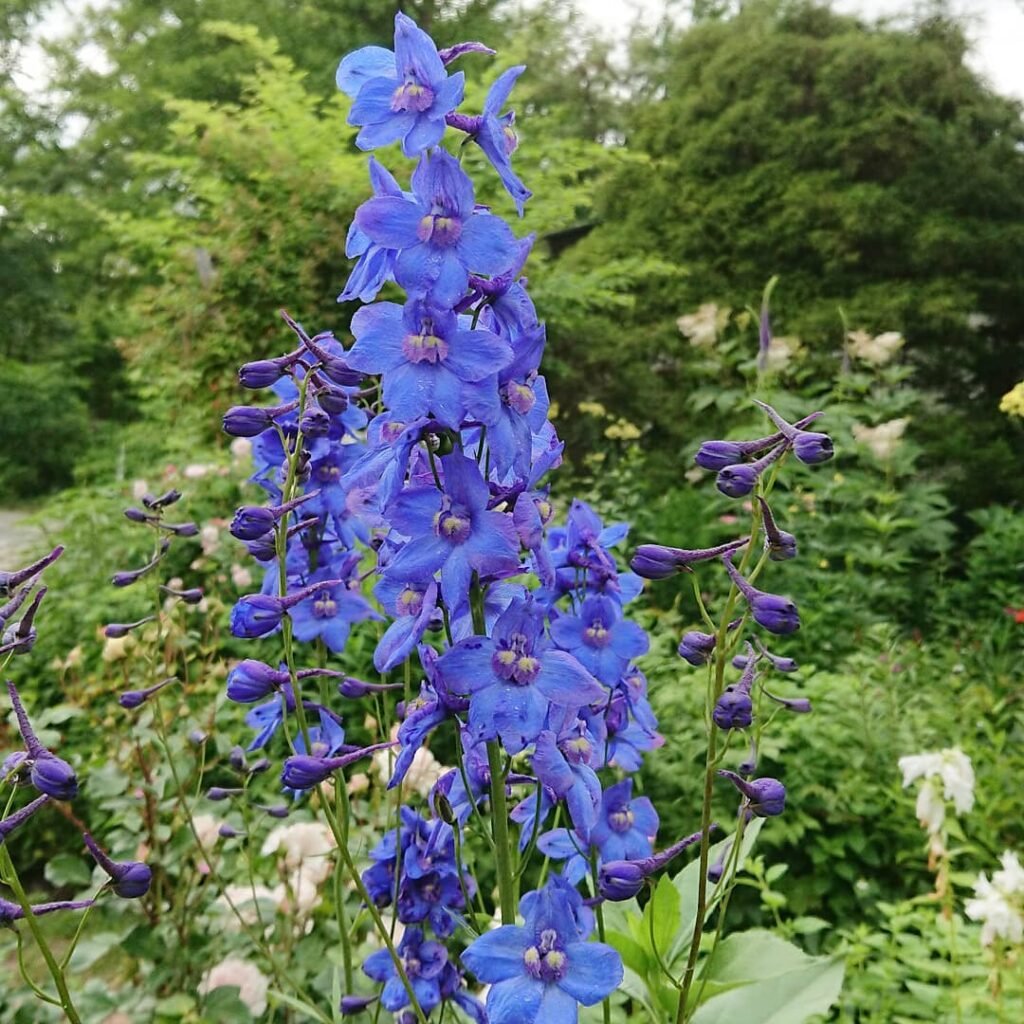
top-left (631, 537), bottom-right (749, 580)
top-left (716, 441), bottom-right (789, 499)
top-left (0, 545), bottom-right (64, 596)
top-left (753, 399), bottom-right (834, 465)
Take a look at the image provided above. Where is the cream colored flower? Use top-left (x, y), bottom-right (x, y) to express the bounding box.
top-left (199, 957), bottom-right (269, 1016)
top-left (200, 524), bottom-right (220, 555)
top-left (262, 822), bottom-right (334, 886)
top-left (192, 813), bottom-right (223, 851)
top-left (898, 747), bottom-right (975, 831)
top-left (230, 437), bottom-right (253, 463)
top-left (966, 871), bottom-right (1024, 947)
top-left (852, 417), bottom-right (909, 460)
top-left (848, 329), bottom-right (904, 366)
top-left (762, 335), bottom-right (802, 373)
top-left (1000, 381), bottom-right (1024, 418)
top-left (101, 635), bottom-right (134, 663)
top-left (216, 884), bottom-right (279, 929)
top-left (677, 303), bottom-right (726, 348)
top-left (231, 564), bottom-right (254, 590)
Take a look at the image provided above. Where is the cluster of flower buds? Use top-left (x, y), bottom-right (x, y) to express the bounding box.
top-left (0, 546), bottom-right (62, 657)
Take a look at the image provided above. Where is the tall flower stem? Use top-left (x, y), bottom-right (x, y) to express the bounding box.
top-left (486, 739), bottom-right (517, 925)
top-left (0, 847), bottom-right (82, 1024)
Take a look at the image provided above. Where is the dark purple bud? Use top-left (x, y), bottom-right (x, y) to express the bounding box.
top-left (248, 757), bottom-right (271, 776)
top-left (335, 676), bottom-right (404, 698)
top-left (757, 497), bottom-right (797, 561)
top-left (341, 995), bottom-right (379, 1015)
top-left (0, 546), bottom-right (64, 596)
top-left (118, 676), bottom-right (176, 710)
top-left (765, 691), bottom-right (812, 714)
top-left (754, 401), bottom-right (833, 465)
top-left (3, 586), bottom-right (47, 652)
top-left (0, 794), bottom-right (49, 844)
top-left (222, 399), bottom-right (298, 437)
top-left (83, 833), bottom-right (151, 898)
top-left (259, 804), bottom-right (290, 819)
top-left (0, 896), bottom-right (94, 923)
top-left (229, 746), bottom-right (248, 772)
top-left (694, 414), bottom-right (823, 471)
top-left (281, 741), bottom-right (395, 790)
top-left (721, 555), bottom-right (800, 635)
top-left (631, 538), bottom-right (748, 580)
top-left (31, 753), bottom-right (79, 800)
top-left (597, 859), bottom-right (647, 901)
top-left (282, 313), bottom-right (363, 386)
top-left (713, 688), bottom-right (753, 730)
top-left (163, 522), bottom-right (200, 537)
top-left (754, 640), bottom-right (798, 673)
top-left (104, 616), bottom-right (155, 638)
top-left (188, 729), bottom-right (208, 746)
top-left (314, 384), bottom-right (350, 415)
top-left (716, 442), bottom-right (789, 499)
top-left (229, 594), bottom-right (285, 638)
top-left (124, 507), bottom-right (155, 524)
top-left (678, 631), bottom-right (717, 667)
top-left (750, 593), bottom-right (800, 635)
top-left (238, 351), bottom-right (302, 389)
top-left (0, 586), bottom-right (31, 630)
top-left (793, 431), bottom-right (834, 465)
top-left (298, 405), bottom-right (331, 438)
top-left (227, 660), bottom-right (288, 703)
top-left (229, 506), bottom-right (276, 541)
top-left (143, 489), bottom-right (182, 510)
top-left (437, 40), bottom-right (496, 65)
top-left (207, 787), bottom-right (242, 802)
top-left (111, 540), bottom-right (169, 587)
top-left (718, 770), bottom-right (787, 817)
top-left (219, 823), bottom-right (244, 838)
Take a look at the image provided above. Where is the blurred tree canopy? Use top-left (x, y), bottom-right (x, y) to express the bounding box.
top-left (1, 0), bottom-right (1022, 506)
top-left (564, 0), bottom-right (1024, 504)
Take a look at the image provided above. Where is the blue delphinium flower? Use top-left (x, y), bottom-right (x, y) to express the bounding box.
top-left (381, 451), bottom-right (521, 610)
top-left (336, 13), bottom-right (465, 158)
top-left (364, 926), bottom-right (449, 1015)
top-left (354, 148), bottom-right (516, 307)
top-left (347, 297), bottom-right (512, 430)
top-left (461, 875), bottom-right (623, 1024)
top-left (549, 594), bottom-right (649, 685)
top-left (286, 569), bottom-right (381, 653)
top-left (531, 709), bottom-right (602, 839)
top-left (435, 596), bottom-right (604, 754)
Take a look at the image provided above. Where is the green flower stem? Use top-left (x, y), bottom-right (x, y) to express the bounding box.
top-left (486, 740), bottom-right (517, 925)
top-left (0, 846), bottom-right (82, 1023)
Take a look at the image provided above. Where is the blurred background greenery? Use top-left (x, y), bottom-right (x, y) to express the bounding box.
top-left (1, 1), bottom-right (1023, 1021)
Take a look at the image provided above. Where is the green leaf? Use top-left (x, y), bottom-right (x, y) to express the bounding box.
top-left (700, 930), bottom-right (814, 985)
top-left (44, 853), bottom-right (92, 888)
top-left (644, 875), bottom-right (681, 956)
top-left (200, 987), bottom-right (255, 1023)
top-left (155, 993), bottom-right (196, 1017)
top-left (606, 928), bottom-right (650, 976)
top-left (690, 957), bottom-right (845, 1024)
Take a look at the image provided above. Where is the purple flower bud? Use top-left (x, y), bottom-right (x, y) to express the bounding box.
top-left (0, 586), bottom-right (47, 655)
top-left (0, 546), bottom-right (64, 597)
top-left (713, 688), bottom-right (753, 730)
top-left (238, 351), bottom-right (302, 389)
top-left (597, 859), bottom-right (647, 901)
top-left (341, 995), bottom-right (378, 1016)
top-left (281, 313), bottom-right (363, 386)
top-left (718, 770), bottom-right (786, 817)
top-left (281, 741), bottom-right (395, 791)
top-left (437, 40), bottom-right (496, 64)
top-left (722, 555), bottom-right (800, 635)
top-left (111, 539), bottom-right (169, 588)
top-left (227, 660), bottom-right (288, 703)
top-left (315, 384), bottom-right (350, 415)
top-left (754, 640), bottom-right (798, 673)
top-left (0, 586), bottom-right (32, 631)
top-left (163, 522), bottom-right (200, 537)
top-left (222, 398), bottom-right (298, 437)
top-left (188, 729), bottom-right (209, 746)
top-left (757, 497), bottom-right (797, 561)
top-left (229, 594), bottom-right (285, 638)
top-left (31, 753), bottom-right (79, 800)
top-left (206, 787), bottom-right (242, 802)
top-left (631, 538), bottom-right (748, 580)
top-left (103, 616), bottom-right (155, 638)
top-left (0, 794), bottom-right (49, 844)
top-left (259, 804), bottom-right (290, 819)
top-left (299, 405), bottom-right (331, 438)
top-left (695, 440), bottom-right (748, 472)
top-left (229, 746), bottom-right (248, 772)
top-left (143, 489), bottom-right (182, 510)
top-left (229, 506), bottom-right (277, 541)
top-left (793, 431), bottom-right (834, 465)
top-left (764, 691), bottom-right (812, 714)
top-left (219, 824), bottom-right (244, 838)
top-left (83, 833), bottom-right (151, 899)
top-left (0, 895), bottom-right (93, 923)
top-left (678, 631), bottom-right (717, 667)
top-left (716, 442), bottom-right (789, 499)
top-left (123, 507), bottom-right (155, 524)
top-left (161, 585), bottom-right (204, 605)
top-left (118, 676), bottom-right (176, 709)
top-left (248, 757), bottom-right (271, 776)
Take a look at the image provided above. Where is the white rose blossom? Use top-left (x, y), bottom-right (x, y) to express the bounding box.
top-left (199, 957), bottom-right (270, 1016)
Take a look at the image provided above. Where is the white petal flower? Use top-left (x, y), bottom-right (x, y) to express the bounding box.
top-left (915, 779), bottom-right (945, 835)
top-left (898, 752), bottom-right (943, 788)
top-left (994, 851), bottom-right (1024, 896)
top-left (199, 957), bottom-right (269, 1015)
top-left (965, 872), bottom-right (1024, 947)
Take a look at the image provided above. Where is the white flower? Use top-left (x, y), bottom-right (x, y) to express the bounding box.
top-left (261, 822), bottom-right (334, 886)
top-left (216, 885), bottom-right (279, 929)
top-left (404, 747), bottom-right (446, 799)
top-left (231, 564), bottom-right (254, 589)
top-left (852, 418), bottom-right (909, 460)
top-left (965, 872), bottom-right (1024, 947)
top-left (994, 851), bottom-right (1024, 896)
top-left (200, 524), bottom-right (220, 555)
top-left (230, 437), bottom-right (253, 463)
top-left (762, 335), bottom-right (802, 373)
top-left (898, 747), bottom-right (974, 815)
top-left (131, 479), bottom-right (149, 501)
top-left (183, 463), bottom-right (212, 479)
top-left (676, 303), bottom-right (725, 348)
top-left (199, 957), bottom-right (269, 1016)
top-left (847, 329), bottom-right (904, 366)
top-left (914, 779), bottom-right (945, 835)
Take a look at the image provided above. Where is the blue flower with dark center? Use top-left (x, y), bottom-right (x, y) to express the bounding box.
top-left (347, 297), bottom-right (512, 430)
top-left (373, 578), bottom-right (439, 672)
top-left (531, 709), bottom-right (602, 839)
top-left (364, 927), bottom-right (449, 1015)
top-left (336, 12), bottom-right (465, 158)
top-left (436, 597), bottom-right (604, 754)
top-left (549, 594), bottom-right (649, 685)
top-left (354, 148), bottom-right (516, 306)
top-left (381, 452), bottom-right (521, 610)
top-left (461, 875), bottom-right (622, 1024)
top-left (287, 570), bottom-right (381, 653)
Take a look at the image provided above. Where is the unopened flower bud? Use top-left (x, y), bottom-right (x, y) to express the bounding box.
top-left (713, 687), bottom-right (753, 730)
top-left (598, 859), bottom-right (647, 901)
top-left (31, 753), bottom-right (79, 800)
top-left (227, 660), bottom-right (287, 703)
top-left (104, 616), bottom-right (155, 638)
top-left (228, 746), bottom-right (248, 772)
top-left (83, 833), bottom-right (152, 898)
top-left (718, 770), bottom-right (787, 817)
top-left (0, 546), bottom-right (64, 597)
top-left (206, 787), bottom-right (242, 802)
top-left (143, 489), bottom-right (182, 510)
top-left (299, 405), bottom-right (331, 438)
top-left (123, 507), bottom-right (155, 524)
top-left (678, 630), bottom-right (716, 666)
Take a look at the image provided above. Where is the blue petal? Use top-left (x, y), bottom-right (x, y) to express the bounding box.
top-left (386, 486), bottom-right (441, 537)
top-left (460, 925), bottom-right (532, 984)
top-left (349, 76), bottom-right (401, 125)
top-left (429, 247), bottom-right (470, 307)
top-left (429, 366), bottom-right (466, 430)
top-left (535, 651), bottom-right (605, 706)
top-left (336, 46), bottom-right (395, 97)
top-left (484, 65), bottom-right (526, 116)
top-left (440, 546), bottom-right (473, 610)
top-left (437, 639), bottom-right (495, 694)
top-left (380, 975), bottom-right (408, 1011)
top-left (356, 113), bottom-right (415, 151)
top-left (348, 302), bottom-right (406, 373)
top-left (362, 946), bottom-right (395, 982)
top-left (459, 214), bottom-right (517, 275)
top-left (629, 795), bottom-right (659, 839)
top-left (401, 114), bottom-right (447, 158)
top-left (559, 942), bottom-right (623, 1005)
top-left (532, 730), bottom-right (573, 796)
top-left (550, 614), bottom-right (585, 652)
top-left (395, 242), bottom-right (440, 295)
top-left (486, 977), bottom-right (544, 1024)
top-left (447, 329), bottom-right (513, 382)
top-left (356, 196), bottom-right (424, 249)
top-left (566, 768), bottom-right (602, 839)
top-left (536, 984), bottom-right (580, 1024)
top-left (385, 534), bottom-right (449, 585)
top-left (393, 11), bottom-right (445, 86)
top-left (494, 684), bottom-right (548, 754)
top-left (430, 70), bottom-right (466, 118)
